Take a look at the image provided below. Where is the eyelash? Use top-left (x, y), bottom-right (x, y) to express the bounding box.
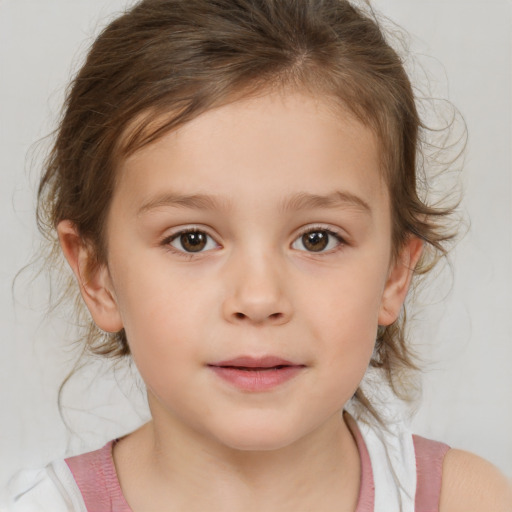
top-left (162, 225), bottom-right (347, 259)
top-left (293, 225), bottom-right (346, 254)
top-left (162, 227), bottom-right (219, 260)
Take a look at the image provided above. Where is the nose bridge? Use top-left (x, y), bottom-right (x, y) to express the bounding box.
top-left (222, 240), bottom-right (292, 325)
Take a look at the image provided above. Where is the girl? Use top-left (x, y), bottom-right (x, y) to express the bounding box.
top-left (4, 0), bottom-right (511, 511)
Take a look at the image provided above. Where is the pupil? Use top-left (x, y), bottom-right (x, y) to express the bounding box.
top-left (303, 231), bottom-right (328, 252)
top-left (181, 232), bottom-right (206, 252)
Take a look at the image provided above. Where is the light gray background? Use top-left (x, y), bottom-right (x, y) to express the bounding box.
top-left (1, 0), bottom-right (511, 490)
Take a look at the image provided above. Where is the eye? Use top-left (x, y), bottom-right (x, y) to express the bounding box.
top-left (292, 228), bottom-right (344, 253)
top-left (168, 229), bottom-right (219, 253)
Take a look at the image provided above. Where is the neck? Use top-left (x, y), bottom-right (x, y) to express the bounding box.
top-left (114, 407), bottom-right (360, 512)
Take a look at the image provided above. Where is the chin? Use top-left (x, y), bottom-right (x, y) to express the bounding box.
top-left (220, 434), bottom-right (298, 452)
top-left (209, 415), bottom-right (308, 452)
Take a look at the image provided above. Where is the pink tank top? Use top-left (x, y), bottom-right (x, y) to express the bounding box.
top-left (65, 421), bottom-right (449, 512)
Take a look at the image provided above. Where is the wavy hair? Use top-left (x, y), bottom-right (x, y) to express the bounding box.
top-left (37, 0), bottom-right (459, 421)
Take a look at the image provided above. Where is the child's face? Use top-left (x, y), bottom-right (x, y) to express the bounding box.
top-left (68, 91), bottom-right (419, 451)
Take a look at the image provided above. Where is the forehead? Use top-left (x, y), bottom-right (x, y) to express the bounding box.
top-left (113, 91), bottom-right (388, 217)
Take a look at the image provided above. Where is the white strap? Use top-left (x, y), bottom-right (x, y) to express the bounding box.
top-left (2, 461), bottom-right (86, 512)
top-left (356, 420), bottom-right (416, 512)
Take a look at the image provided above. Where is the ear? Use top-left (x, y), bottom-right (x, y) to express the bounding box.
top-left (57, 220), bottom-right (123, 333)
top-left (378, 236), bottom-right (424, 326)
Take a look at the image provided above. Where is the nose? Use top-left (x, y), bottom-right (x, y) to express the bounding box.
top-left (222, 250), bottom-right (293, 326)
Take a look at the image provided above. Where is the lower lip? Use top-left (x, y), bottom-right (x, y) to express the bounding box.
top-left (209, 366), bottom-right (305, 392)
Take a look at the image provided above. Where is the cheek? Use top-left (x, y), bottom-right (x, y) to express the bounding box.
top-left (297, 256), bottom-right (387, 381)
top-left (122, 298), bottom-right (205, 411)
top-left (113, 247), bottom-right (212, 324)
top-left (111, 260), bottom-right (206, 361)
top-left (303, 263), bottom-right (387, 338)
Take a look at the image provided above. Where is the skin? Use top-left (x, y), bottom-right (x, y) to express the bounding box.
top-left (58, 91), bottom-right (511, 511)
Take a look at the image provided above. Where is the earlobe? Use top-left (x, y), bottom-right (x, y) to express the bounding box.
top-left (378, 236), bottom-right (424, 326)
top-left (57, 220), bottom-right (123, 333)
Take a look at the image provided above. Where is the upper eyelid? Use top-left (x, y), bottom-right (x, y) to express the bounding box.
top-left (295, 224), bottom-right (346, 240)
top-left (167, 228), bottom-right (219, 243)
top-left (296, 224), bottom-right (341, 234)
top-left (164, 225), bottom-right (217, 240)
top-left (164, 224), bottom-right (345, 238)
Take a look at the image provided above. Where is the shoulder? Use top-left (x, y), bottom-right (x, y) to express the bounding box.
top-left (439, 448), bottom-right (512, 512)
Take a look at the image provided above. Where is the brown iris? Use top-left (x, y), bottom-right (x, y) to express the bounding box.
top-left (302, 231), bottom-right (329, 252)
top-left (179, 231), bottom-right (207, 252)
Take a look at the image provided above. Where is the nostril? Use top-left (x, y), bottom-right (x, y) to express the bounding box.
top-left (233, 312), bottom-right (283, 321)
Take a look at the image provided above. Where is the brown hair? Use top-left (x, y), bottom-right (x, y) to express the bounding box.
top-left (37, 0), bottom-right (457, 420)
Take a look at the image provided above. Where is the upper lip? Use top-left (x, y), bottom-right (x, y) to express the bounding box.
top-left (209, 356), bottom-right (303, 368)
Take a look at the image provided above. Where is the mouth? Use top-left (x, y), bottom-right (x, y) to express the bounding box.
top-left (208, 356), bottom-right (306, 392)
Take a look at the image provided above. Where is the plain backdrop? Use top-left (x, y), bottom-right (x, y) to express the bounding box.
top-left (1, 0), bottom-right (511, 491)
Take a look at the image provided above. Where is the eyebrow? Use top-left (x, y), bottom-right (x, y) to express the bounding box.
top-left (138, 193), bottom-right (228, 215)
top-left (137, 190), bottom-right (372, 216)
top-left (280, 191), bottom-right (371, 215)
